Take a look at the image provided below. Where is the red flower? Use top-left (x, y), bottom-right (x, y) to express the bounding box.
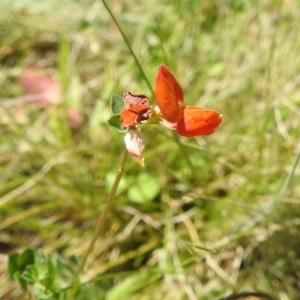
top-left (154, 64), bottom-right (222, 137)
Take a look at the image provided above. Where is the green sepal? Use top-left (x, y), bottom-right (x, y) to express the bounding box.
top-left (110, 94), bottom-right (124, 114)
top-left (107, 114), bottom-right (127, 133)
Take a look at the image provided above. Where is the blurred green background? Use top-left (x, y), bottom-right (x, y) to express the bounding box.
top-left (1, 0), bottom-right (300, 299)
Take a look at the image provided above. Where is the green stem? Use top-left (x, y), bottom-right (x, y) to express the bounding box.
top-left (101, 0), bottom-right (154, 97)
top-left (72, 150), bottom-right (129, 282)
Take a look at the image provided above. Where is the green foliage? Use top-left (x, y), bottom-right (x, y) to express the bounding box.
top-left (107, 114), bottom-right (127, 133)
top-left (127, 172), bottom-right (160, 203)
top-left (106, 271), bottom-right (158, 300)
top-left (110, 94), bottom-right (124, 115)
top-left (107, 94), bottom-right (127, 133)
top-left (8, 249), bottom-right (80, 299)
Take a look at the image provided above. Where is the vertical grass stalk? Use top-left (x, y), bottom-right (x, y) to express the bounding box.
top-left (73, 150), bottom-right (129, 281)
top-left (101, 0), bottom-right (154, 97)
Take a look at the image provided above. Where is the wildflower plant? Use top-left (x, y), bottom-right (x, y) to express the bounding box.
top-left (69, 63), bottom-right (223, 287)
top-left (8, 1), bottom-right (223, 296)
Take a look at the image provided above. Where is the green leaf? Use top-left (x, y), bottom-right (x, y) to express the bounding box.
top-left (127, 173), bottom-right (160, 203)
top-left (35, 260), bottom-right (49, 280)
top-left (107, 114), bottom-right (127, 133)
top-left (18, 249), bottom-right (35, 270)
top-left (45, 256), bottom-right (57, 289)
top-left (110, 94), bottom-right (124, 114)
top-left (15, 271), bottom-right (28, 291)
top-left (68, 255), bottom-right (80, 270)
top-left (22, 265), bottom-right (38, 284)
top-left (8, 253), bottom-right (19, 278)
top-left (56, 255), bottom-right (74, 278)
top-left (33, 282), bottom-right (53, 300)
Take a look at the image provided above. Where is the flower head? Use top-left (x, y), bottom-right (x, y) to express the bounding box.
top-left (154, 64), bottom-right (222, 137)
top-left (114, 64), bottom-right (222, 165)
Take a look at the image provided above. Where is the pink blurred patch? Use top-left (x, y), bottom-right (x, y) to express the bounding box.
top-left (20, 67), bottom-right (61, 107)
top-left (68, 108), bottom-right (83, 129)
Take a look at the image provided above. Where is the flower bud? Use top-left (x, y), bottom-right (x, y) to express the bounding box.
top-left (124, 128), bottom-right (145, 165)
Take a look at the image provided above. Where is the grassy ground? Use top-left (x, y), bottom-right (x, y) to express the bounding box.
top-left (1, 0), bottom-right (300, 299)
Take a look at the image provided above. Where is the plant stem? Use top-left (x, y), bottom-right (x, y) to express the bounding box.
top-left (101, 0), bottom-right (154, 97)
top-left (72, 150), bottom-right (129, 282)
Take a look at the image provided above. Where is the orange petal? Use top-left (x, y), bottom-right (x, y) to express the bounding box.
top-left (176, 106), bottom-right (222, 137)
top-left (121, 109), bottom-right (138, 128)
top-left (159, 65), bottom-right (184, 105)
top-left (154, 64), bottom-right (183, 123)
